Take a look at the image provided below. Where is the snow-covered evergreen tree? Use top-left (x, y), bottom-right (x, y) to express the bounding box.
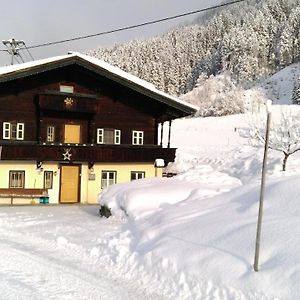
top-left (87, 0), bottom-right (300, 96)
top-left (292, 77), bottom-right (300, 104)
top-left (181, 72), bottom-right (244, 117)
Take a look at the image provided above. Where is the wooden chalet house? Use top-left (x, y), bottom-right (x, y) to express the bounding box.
top-left (0, 53), bottom-right (197, 204)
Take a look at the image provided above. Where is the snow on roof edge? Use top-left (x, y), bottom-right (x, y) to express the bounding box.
top-left (72, 52), bottom-right (199, 113)
top-left (0, 52), bottom-right (199, 113)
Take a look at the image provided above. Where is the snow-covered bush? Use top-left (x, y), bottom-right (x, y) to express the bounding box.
top-left (247, 105), bottom-right (300, 171)
top-left (181, 72), bottom-right (244, 117)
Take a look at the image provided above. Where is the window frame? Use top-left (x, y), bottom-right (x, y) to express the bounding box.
top-left (97, 128), bottom-right (121, 145)
top-left (9, 170), bottom-right (25, 188)
top-left (2, 122), bottom-right (25, 141)
top-left (114, 129), bottom-right (121, 145)
top-left (101, 170), bottom-right (117, 189)
top-left (16, 123), bottom-right (24, 140)
top-left (3, 122), bottom-right (10, 140)
top-left (60, 85), bottom-right (74, 93)
top-left (130, 171), bottom-right (145, 181)
top-left (132, 130), bottom-right (144, 145)
top-left (47, 125), bottom-right (55, 142)
top-left (97, 128), bottom-right (104, 144)
top-left (44, 171), bottom-right (53, 189)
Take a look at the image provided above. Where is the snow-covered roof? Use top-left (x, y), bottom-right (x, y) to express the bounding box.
top-left (0, 52), bottom-right (198, 116)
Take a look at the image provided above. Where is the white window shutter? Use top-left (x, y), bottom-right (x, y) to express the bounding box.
top-left (17, 123), bottom-right (25, 140)
top-left (97, 128), bottom-right (104, 144)
top-left (3, 122), bottom-right (10, 139)
top-left (114, 130), bottom-right (121, 144)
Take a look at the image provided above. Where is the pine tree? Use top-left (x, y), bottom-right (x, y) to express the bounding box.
top-left (292, 78), bottom-right (300, 104)
top-left (181, 72), bottom-right (244, 117)
top-left (86, 0), bottom-right (300, 95)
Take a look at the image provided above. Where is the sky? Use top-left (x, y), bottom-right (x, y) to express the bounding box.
top-left (0, 0), bottom-right (221, 66)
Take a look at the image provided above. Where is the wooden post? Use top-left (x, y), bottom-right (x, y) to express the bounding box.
top-left (90, 121), bottom-right (95, 144)
top-left (160, 122), bottom-right (164, 147)
top-left (254, 105), bottom-right (272, 272)
top-left (37, 110), bottom-right (43, 144)
top-left (167, 120), bottom-right (172, 148)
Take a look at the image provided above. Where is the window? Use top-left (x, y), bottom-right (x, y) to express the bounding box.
top-left (60, 85), bottom-right (74, 93)
top-left (132, 131), bottom-right (144, 145)
top-left (101, 171), bottom-right (116, 189)
top-left (97, 128), bottom-right (104, 144)
top-left (44, 171), bottom-right (53, 189)
top-left (9, 171), bottom-right (25, 188)
top-left (3, 122), bottom-right (24, 140)
top-left (47, 126), bottom-right (55, 142)
top-left (114, 130), bottom-right (121, 144)
top-left (97, 128), bottom-right (121, 145)
top-left (104, 129), bottom-right (114, 144)
top-left (131, 171), bottom-right (145, 181)
top-left (3, 122), bottom-right (10, 139)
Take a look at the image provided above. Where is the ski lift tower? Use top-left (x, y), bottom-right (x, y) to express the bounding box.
top-left (2, 38), bottom-right (25, 65)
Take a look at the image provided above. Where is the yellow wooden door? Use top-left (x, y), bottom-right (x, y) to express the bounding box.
top-left (64, 124), bottom-right (81, 144)
top-left (60, 165), bottom-right (80, 203)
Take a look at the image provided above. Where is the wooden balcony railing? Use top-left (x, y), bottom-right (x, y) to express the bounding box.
top-left (0, 143), bottom-right (176, 163)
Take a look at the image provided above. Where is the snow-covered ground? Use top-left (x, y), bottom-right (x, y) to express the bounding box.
top-left (2, 63), bottom-right (300, 299)
top-left (2, 110), bottom-right (300, 299)
top-left (99, 110), bottom-right (300, 300)
top-left (0, 205), bottom-right (166, 299)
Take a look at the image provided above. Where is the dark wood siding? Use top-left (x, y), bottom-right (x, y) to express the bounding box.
top-left (0, 64), bottom-right (176, 163)
top-left (0, 144), bottom-right (176, 164)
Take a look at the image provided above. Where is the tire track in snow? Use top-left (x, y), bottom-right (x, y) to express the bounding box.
top-left (0, 237), bottom-right (139, 299)
top-left (0, 209), bottom-right (166, 300)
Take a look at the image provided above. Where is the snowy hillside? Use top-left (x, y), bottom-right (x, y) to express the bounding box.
top-left (88, 0), bottom-right (300, 96)
top-left (258, 62), bottom-right (300, 105)
top-left (180, 62), bottom-right (300, 118)
top-left (99, 111), bottom-right (300, 299)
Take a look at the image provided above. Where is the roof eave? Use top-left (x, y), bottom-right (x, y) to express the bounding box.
top-left (0, 55), bottom-right (197, 117)
top-left (74, 57), bottom-right (197, 116)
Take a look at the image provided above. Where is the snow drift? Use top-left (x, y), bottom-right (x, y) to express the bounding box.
top-left (99, 171), bottom-right (300, 299)
top-left (98, 109), bottom-right (300, 299)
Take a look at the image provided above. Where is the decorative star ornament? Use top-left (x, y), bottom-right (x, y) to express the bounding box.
top-left (64, 97), bottom-right (74, 109)
top-left (63, 148), bottom-right (72, 161)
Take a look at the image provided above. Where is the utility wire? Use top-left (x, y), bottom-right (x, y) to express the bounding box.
top-left (18, 53), bottom-right (25, 63)
top-left (14, 55), bottom-right (20, 64)
top-left (0, 0), bottom-right (247, 53)
top-left (25, 0), bottom-right (247, 50)
top-left (21, 44), bottom-right (35, 60)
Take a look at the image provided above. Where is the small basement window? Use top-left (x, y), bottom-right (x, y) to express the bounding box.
top-left (131, 171), bottom-right (145, 181)
top-left (60, 85), bottom-right (74, 93)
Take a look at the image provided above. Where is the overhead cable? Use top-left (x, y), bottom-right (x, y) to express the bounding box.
top-left (0, 0), bottom-right (247, 52)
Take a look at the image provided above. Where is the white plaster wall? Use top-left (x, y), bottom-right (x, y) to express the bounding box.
top-left (0, 161), bottom-right (60, 204)
top-left (0, 161), bottom-right (162, 205)
top-left (87, 162), bottom-right (162, 204)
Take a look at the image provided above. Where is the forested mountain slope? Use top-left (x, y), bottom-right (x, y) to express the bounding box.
top-left (88, 0), bottom-right (300, 97)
